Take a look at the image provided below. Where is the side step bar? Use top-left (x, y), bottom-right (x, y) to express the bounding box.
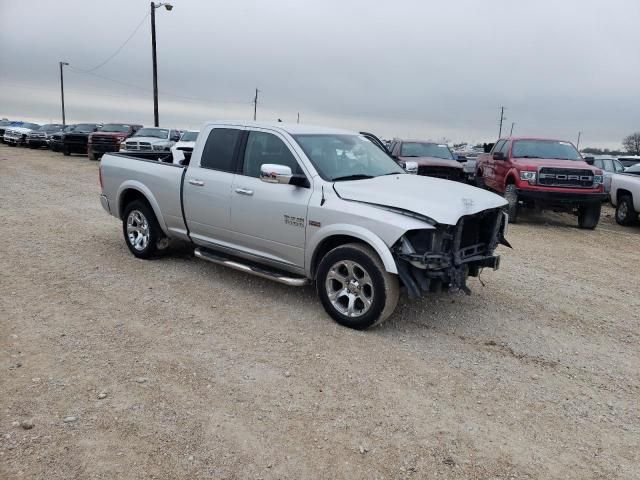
top-left (194, 248), bottom-right (309, 287)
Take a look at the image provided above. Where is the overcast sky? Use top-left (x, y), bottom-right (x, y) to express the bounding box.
top-left (1, 0), bottom-right (639, 148)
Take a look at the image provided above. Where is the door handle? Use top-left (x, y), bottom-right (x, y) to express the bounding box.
top-left (188, 179), bottom-right (205, 186)
top-left (235, 187), bottom-right (254, 196)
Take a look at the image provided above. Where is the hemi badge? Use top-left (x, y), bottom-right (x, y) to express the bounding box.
top-left (308, 220), bottom-right (321, 227)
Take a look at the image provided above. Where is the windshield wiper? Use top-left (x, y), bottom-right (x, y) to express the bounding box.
top-left (380, 171), bottom-right (405, 176)
top-left (332, 174), bottom-right (374, 181)
top-left (519, 155), bottom-right (542, 158)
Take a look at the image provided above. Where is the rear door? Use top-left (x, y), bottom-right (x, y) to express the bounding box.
top-left (493, 140), bottom-right (511, 191)
top-left (182, 126), bottom-right (244, 247)
top-left (229, 128), bottom-right (312, 271)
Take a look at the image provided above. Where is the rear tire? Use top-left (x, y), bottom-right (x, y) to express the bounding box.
top-left (88, 151), bottom-right (97, 161)
top-left (504, 184), bottom-right (519, 223)
top-left (122, 200), bottom-right (165, 259)
top-left (63, 146), bottom-right (71, 156)
top-left (615, 195), bottom-right (637, 226)
top-left (316, 243), bottom-right (399, 330)
top-left (475, 172), bottom-right (485, 189)
top-left (578, 202), bottom-right (601, 229)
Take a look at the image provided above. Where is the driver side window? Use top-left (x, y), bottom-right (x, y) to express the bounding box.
top-left (242, 131), bottom-right (302, 178)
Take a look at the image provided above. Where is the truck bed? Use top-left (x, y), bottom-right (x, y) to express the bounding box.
top-left (100, 152), bottom-right (189, 239)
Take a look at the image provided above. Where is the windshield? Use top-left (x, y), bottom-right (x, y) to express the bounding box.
top-left (75, 124), bottom-right (98, 133)
top-left (100, 124), bottom-right (131, 133)
top-left (293, 134), bottom-right (405, 181)
top-left (133, 128), bottom-right (168, 139)
top-left (400, 142), bottom-right (454, 160)
top-left (22, 123), bottom-right (40, 130)
top-left (40, 124), bottom-right (63, 132)
top-left (512, 140), bottom-right (582, 160)
top-left (63, 125), bottom-right (77, 132)
top-left (625, 164), bottom-right (640, 175)
top-left (180, 131), bottom-right (199, 141)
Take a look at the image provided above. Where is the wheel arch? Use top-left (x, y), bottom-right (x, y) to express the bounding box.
top-left (116, 182), bottom-right (169, 235)
top-left (307, 226), bottom-right (398, 278)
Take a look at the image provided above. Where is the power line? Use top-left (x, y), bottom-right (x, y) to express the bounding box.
top-left (73, 12), bottom-right (150, 73)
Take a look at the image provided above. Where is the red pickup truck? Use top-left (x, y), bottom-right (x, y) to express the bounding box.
top-left (475, 137), bottom-right (606, 228)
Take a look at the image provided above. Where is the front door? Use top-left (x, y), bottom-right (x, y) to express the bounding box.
top-left (229, 129), bottom-right (313, 271)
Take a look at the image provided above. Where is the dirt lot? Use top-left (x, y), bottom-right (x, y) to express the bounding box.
top-left (1, 144), bottom-right (638, 480)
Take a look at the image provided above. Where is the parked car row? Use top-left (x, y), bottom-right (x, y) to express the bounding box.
top-left (1, 119), bottom-right (198, 162)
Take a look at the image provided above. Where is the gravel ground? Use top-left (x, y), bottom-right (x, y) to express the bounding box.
top-left (1, 145), bottom-right (639, 480)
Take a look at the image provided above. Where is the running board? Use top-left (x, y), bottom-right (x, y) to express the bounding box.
top-left (194, 248), bottom-right (309, 287)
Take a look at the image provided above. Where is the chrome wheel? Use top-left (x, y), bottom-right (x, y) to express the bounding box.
top-left (126, 209), bottom-right (150, 251)
top-left (617, 202), bottom-right (628, 221)
top-left (325, 260), bottom-right (374, 318)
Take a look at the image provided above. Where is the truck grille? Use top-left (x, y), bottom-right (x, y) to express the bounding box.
top-left (65, 134), bottom-right (88, 144)
top-left (538, 167), bottom-right (594, 188)
top-left (91, 136), bottom-right (117, 146)
top-left (417, 166), bottom-right (465, 182)
top-left (124, 141), bottom-right (152, 151)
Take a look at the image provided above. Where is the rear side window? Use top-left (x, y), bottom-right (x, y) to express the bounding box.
top-left (200, 128), bottom-right (242, 172)
top-left (242, 131), bottom-right (302, 178)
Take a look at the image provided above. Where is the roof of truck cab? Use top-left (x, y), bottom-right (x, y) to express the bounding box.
top-left (201, 121), bottom-right (357, 136)
top-left (498, 137), bottom-right (575, 143)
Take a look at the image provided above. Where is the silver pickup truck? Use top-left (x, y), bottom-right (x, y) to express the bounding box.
top-left (99, 121), bottom-right (509, 329)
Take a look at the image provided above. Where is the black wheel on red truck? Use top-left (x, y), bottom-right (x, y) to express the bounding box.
top-left (88, 150), bottom-right (97, 161)
top-left (504, 184), bottom-right (519, 223)
top-left (63, 145), bottom-right (71, 156)
top-left (577, 202), bottom-right (601, 229)
top-left (615, 195), bottom-right (637, 226)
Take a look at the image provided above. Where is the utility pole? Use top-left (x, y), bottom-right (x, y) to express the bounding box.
top-left (510, 122), bottom-right (515, 136)
top-left (297, 112), bottom-right (300, 124)
top-left (253, 88), bottom-right (259, 121)
top-left (577, 131), bottom-right (582, 149)
top-left (498, 106), bottom-right (506, 138)
top-left (150, 2), bottom-right (159, 127)
top-left (59, 61), bottom-right (69, 125)
top-left (150, 2), bottom-right (173, 127)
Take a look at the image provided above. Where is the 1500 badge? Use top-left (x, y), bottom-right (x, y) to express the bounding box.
top-left (284, 215), bottom-right (305, 228)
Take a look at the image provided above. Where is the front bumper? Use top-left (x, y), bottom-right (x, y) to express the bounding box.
top-left (516, 189), bottom-right (607, 204)
top-left (394, 208), bottom-right (508, 298)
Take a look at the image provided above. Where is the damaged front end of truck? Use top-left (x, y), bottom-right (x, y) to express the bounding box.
top-left (392, 208), bottom-right (510, 297)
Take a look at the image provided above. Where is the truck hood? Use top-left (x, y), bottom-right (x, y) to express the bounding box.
top-left (513, 158), bottom-right (598, 171)
top-left (333, 174), bottom-right (507, 225)
top-left (127, 136), bottom-right (169, 144)
top-left (6, 127), bottom-right (35, 134)
top-left (399, 156), bottom-right (463, 169)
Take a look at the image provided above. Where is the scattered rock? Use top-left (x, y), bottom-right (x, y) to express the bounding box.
top-left (358, 445), bottom-right (368, 454)
top-left (188, 455), bottom-right (194, 461)
top-left (284, 371), bottom-right (291, 378)
top-left (63, 416), bottom-right (78, 423)
top-left (97, 392), bottom-right (108, 399)
top-left (443, 457), bottom-right (456, 466)
top-left (20, 420), bottom-right (34, 430)
top-left (135, 377), bottom-right (148, 384)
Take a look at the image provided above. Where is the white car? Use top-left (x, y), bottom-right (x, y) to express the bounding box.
top-left (121, 127), bottom-right (181, 152)
top-left (4, 122), bottom-right (41, 146)
top-left (610, 164), bottom-right (640, 226)
top-left (170, 130), bottom-right (199, 164)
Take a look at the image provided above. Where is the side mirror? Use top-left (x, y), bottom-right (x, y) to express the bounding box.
top-left (493, 151), bottom-right (506, 161)
top-left (260, 164), bottom-right (293, 184)
top-left (584, 156), bottom-right (595, 165)
top-left (403, 161), bottom-right (418, 174)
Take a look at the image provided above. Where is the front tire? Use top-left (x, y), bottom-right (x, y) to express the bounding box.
top-left (63, 145), bottom-right (71, 156)
top-left (122, 201), bottom-right (164, 259)
top-left (578, 202), bottom-right (601, 229)
top-left (88, 150), bottom-right (97, 161)
top-left (615, 195), bottom-right (637, 226)
top-left (316, 243), bottom-right (399, 330)
top-left (504, 184), bottom-right (519, 223)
